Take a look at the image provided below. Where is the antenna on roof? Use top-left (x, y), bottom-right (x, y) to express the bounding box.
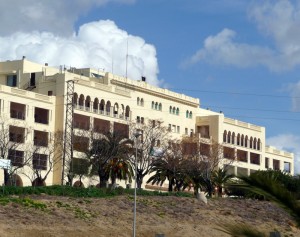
top-left (125, 37), bottom-right (128, 78)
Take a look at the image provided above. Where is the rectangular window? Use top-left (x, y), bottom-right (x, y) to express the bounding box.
top-left (185, 128), bottom-right (188, 135)
top-left (8, 149), bottom-right (24, 167)
top-left (172, 125), bottom-right (176, 133)
top-left (141, 117), bottom-right (144, 124)
top-left (177, 126), bottom-right (180, 133)
top-left (136, 116), bottom-right (140, 123)
top-left (265, 157), bottom-right (269, 169)
top-left (33, 153), bottom-right (48, 170)
top-left (7, 75), bottom-right (17, 87)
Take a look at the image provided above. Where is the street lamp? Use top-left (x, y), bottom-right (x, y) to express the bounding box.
top-left (133, 132), bottom-right (142, 237)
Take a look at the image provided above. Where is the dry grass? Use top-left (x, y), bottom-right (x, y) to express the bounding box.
top-left (0, 195), bottom-right (299, 237)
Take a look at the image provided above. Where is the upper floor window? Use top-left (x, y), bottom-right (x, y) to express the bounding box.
top-left (7, 75), bottom-right (17, 87)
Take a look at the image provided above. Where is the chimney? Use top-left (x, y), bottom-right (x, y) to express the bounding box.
top-left (141, 76), bottom-right (146, 82)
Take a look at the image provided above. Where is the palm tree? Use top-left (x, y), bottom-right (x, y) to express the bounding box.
top-left (219, 170), bottom-right (300, 236)
top-left (211, 168), bottom-right (234, 197)
top-left (105, 156), bottom-right (134, 186)
top-left (88, 131), bottom-right (133, 188)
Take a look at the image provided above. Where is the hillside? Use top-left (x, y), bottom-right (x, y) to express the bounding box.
top-left (0, 194), bottom-right (299, 237)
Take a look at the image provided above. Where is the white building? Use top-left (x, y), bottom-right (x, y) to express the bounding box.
top-left (0, 58), bottom-right (294, 187)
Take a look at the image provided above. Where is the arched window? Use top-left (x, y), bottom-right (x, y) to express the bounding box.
top-left (257, 139), bottom-right (261, 150)
top-left (237, 134), bottom-right (240, 146)
top-left (73, 93), bottom-right (78, 106)
top-left (125, 105), bottom-right (130, 118)
top-left (79, 94), bottom-right (84, 108)
top-left (172, 107), bottom-right (176, 114)
top-left (232, 132), bottom-right (235, 144)
top-left (85, 96), bottom-right (91, 111)
top-left (241, 135), bottom-right (244, 146)
top-left (152, 101), bottom-right (155, 109)
top-left (227, 131), bottom-right (231, 144)
top-left (250, 137), bottom-right (253, 149)
top-left (140, 98), bottom-right (144, 106)
top-left (114, 103), bottom-right (119, 116)
top-left (100, 99), bottom-right (105, 111)
top-left (158, 103), bottom-right (162, 111)
top-left (176, 108), bottom-right (179, 115)
top-left (223, 130), bottom-right (227, 143)
top-left (186, 110), bottom-right (189, 118)
top-left (189, 111), bottom-right (192, 119)
top-left (106, 100), bottom-right (111, 113)
top-left (137, 97), bottom-right (140, 105)
top-left (245, 136), bottom-right (248, 147)
top-left (155, 102), bottom-right (158, 110)
top-left (253, 138), bottom-right (257, 150)
top-left (121, 104), bottom-right (124, 115)
top-left (169, 106), bottom-right (172, 113)
top-left (93, 98), bottom-right (99, 112)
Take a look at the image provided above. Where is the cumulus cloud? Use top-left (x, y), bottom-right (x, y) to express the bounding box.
top-left (0, 0), bottom-right (135, 36)
top-left (267, 134), bottom-right (300, 175)
top-left (0, 20), bottom-right (160, 85)
top-left (185, 0), bottom-right (300, 71)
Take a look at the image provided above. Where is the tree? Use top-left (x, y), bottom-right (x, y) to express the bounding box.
top-left (0, 116), bottom-right (32, 186)
top-left (211, 168), bottom-right (234, 197)
top-left (130, 120), bottom-right (170, 189)
top-left (23, 131), bottom-right (64, 186)
top-left (88, 131), bottom-right (133, 188)
top-left (147, 141), bottom-right (186, 192)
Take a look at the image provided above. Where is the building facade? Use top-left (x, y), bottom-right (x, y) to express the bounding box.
top-left (0, 58), bottom-right (294, 187)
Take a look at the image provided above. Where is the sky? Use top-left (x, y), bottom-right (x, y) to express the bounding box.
top-left (0, 0), bottom-right (299, 174)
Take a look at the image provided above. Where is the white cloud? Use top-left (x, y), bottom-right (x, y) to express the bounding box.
top-left (185, 0), bottom-right (300, 71)
top-left (0, 0), bottom-right (135, 36)
top-left (0, 20), bottom-right (160, 86)
top-left (267, 134), bottom-right (300, 175)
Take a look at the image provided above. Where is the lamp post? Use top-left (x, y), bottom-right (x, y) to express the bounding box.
top-left (133, 132), bottom-right (142, 237)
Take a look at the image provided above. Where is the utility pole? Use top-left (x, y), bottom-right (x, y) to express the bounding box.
top-left (62, 80), bottom-right (75, 185)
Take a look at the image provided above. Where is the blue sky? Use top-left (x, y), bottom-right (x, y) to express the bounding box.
top-left (0, 0), bottom-right (299, 174)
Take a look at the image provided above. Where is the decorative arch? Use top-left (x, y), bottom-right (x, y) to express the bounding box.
top-left (253, 137), bottom-right (257, 149)
top-left (114, 103), bottom-right (119, 115)
top-left (159, 103), bottom-right (162, 111)
top-left (125, 105), bottom-right (130, 118)
top-left (227, 131), bottom-right (231, 144)
top-left (11, 174), bottom-right (23, 187)
top-left (257, 139), bottom-right (261, 150)
top-left (241, 134), bottom-right (244, 146)
top-left (79, 94), bottom-right (84, 108)
top-left (232, 132), bottom-right (235, 144)
top-left (32, 178), bottom-right (46, 187)
top-left (106, 100), bottom-right (111, 113)
top-left (85, 96), bottom-right (91, 110)
top-left (223, 130), bottom-right (227, 143)
top-left (73, 93), bottom-right (78, 105)
top-left (237, 133), bottom-right (240, 146)
top-left (93, 98), bottom-right (99, 112)
top-left (245, 135), bottom-right (248, 147)
top-left (73, 180), bottom-right (84, 188)
top-left (100, 99), bottom-right (105, 111)
top-left (250, 136), bottom-right (253, 149)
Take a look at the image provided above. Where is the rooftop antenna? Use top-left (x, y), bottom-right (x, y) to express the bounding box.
top-left (125, 37), bottom-right (128, 78)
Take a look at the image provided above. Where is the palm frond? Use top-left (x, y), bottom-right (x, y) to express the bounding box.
top-left (216, 222), bottom-right (267, 237)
